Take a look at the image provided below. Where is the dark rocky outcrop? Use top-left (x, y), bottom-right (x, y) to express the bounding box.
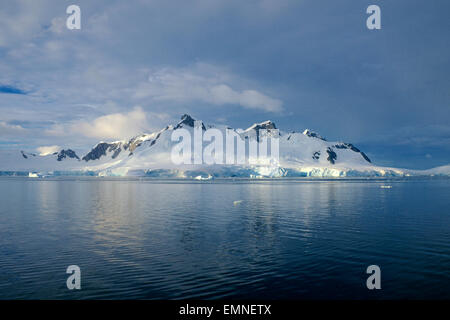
top-left (20, 151), bottom-right (36, 159)
top-left (334, 143), bottom-right (371, 163)
top-left (82, 142), bottom-right (122, 162)
top-left (174, 114), bottom-right (206, 130)
top-left (326, 147), bottom-right (337, 164)
top-left (303, 129), bottom-right (326, 141)
top-left (57, 149), bottom-right (80, 161)
top-left (245, 121), bottom-right (277, 142)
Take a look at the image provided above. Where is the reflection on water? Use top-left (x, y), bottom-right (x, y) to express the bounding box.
top-left (0, 178), bottom-right (449, 299)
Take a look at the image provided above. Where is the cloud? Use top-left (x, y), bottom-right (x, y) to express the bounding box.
top-left (0, 121), bottom-right (26, 134)
top-left (134, 65), bottom-right (283, 112)
top-left (0, 0), bottom-right (55, 47)
top-left (70, 107), bottom-right (149, 140)
top-left (0, 0), bottom-right (448, 168)
top-left (45, 106), bottom-right (173, 143)
top-left (210, 85), bottom-right (283, 112)
top-left (36, 145), bottom-right (61, 156)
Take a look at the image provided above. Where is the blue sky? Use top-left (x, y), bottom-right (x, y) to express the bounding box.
top-left (0, 0), bottom-right (449, 169)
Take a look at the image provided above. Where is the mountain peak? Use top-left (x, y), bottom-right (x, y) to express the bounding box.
top-left (7, 115), bottom-right (380, 176)
top-left (175, 114), bottom-right (206, 130)
top-left (303, 129), bottom-right (326, 141)
top-left (180, 114), bottom-right (195, 126)
top-left (243, 120), bottom-right (278, 142)
top-left (174, 114), bottom-right (196, 129)
top-left (245, 120), bottom-right (277, 132)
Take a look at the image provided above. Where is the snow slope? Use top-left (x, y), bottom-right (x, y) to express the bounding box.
top-left (1, 114), bottom-right (449, 178)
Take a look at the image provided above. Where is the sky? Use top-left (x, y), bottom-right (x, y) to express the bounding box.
top-left (0, 0), bottom-right (449, 169)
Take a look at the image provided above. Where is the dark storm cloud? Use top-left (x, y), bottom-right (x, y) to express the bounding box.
top-left (0, 0), bottom-right (448, 168)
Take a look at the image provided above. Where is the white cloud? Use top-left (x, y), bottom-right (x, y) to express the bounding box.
top-left (71, 106), bottom-right (149, 140)
top-left (45, 106), bottom-right (172, 142)
top-left (42, 106), bottom-right (173, 143)
top-left (36, 145), bottom-right (61, 156)
top-left (0, 121), bottom-right (26, 134)
top-left (133, 64), bottom-right (283, 112)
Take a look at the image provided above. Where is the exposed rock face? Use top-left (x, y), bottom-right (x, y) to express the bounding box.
top-left (127, 131), bottom-right (163, 153)
top-left (174, 114), bottom-right (206, 130)
top-left (57, 149), bottom-right (80, 161)
top-left (334, 143), bottom-right (371, 163)
top-left (248, 120), bottom-right (277, 131)
top-left (126, 137), bottom-right (142, 153)
top-left (21, 151), bottom-right (36, 159)
top-left (326, 147), bottom-right (337, 164)
top-left (303, 129), bottom-right (326, 141)
top-left (13, 114), bottom-right (374, 172)
top-left (245, 120), bottom-right (277, 142)
top-left (359, 152), bottom-right (371, 163)
top-left (302, 129), bottom-right (371, 164)
top-left (82, 142), bottom-right (123, 162)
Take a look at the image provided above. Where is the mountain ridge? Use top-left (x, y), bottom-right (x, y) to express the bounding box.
top-left (1, 114), bottom-right (449, 178)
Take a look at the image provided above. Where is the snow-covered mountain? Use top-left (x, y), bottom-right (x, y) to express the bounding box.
top-left (1, 114), bottom-right (449, 178)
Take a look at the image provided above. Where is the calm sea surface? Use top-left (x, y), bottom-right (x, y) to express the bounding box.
top-left (0, 177), bottom-right (449, 299)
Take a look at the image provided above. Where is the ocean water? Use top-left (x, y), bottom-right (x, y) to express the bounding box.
top-left (0, 177), bottom-right (449, 300)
